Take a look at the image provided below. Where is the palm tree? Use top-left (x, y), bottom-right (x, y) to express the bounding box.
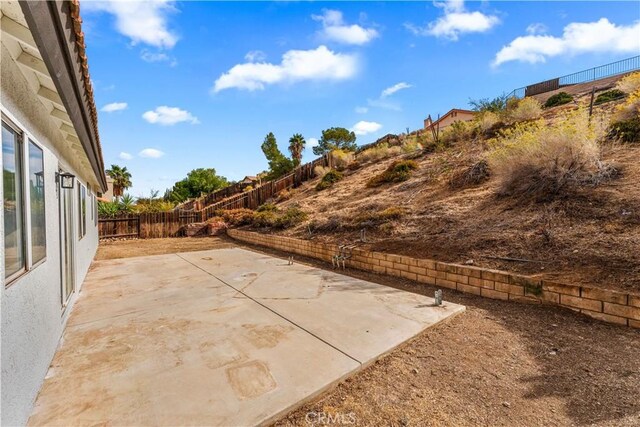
top-left (106, 164), bottom-right (132, 198)
top-left (288, 134), bottom-right (306, 167)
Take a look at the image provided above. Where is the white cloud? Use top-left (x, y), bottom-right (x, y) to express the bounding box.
top-left (118, 152), bottom-right (133, 160)
top-left (355, 106), bottom-right (369, 114)
top-left (526, 23), bottom-right (548, 35)
top-left (101, 102), bottom-right (128, 112)
top-left (84, 0), bottom-right (178, 49)
top-left (213, 45), bottom-right (358, 92)
top-left (245, 50), bottom-right (267, 62)
top-left (141, 49), bottom-right (177, 66)
top-left (308, 137), bottom-right (319, 147)
top-left (312, 9), bottom-right (379, 45)
top-left (142, 106), bottom-right (200, 125)
top-left (381, 82), bottom-right (412, 98)
top-left (139, 148), bottom-right (165, 158)
top-left (406, 0), bottom-right (499, 40)
top-left (367, 98), bottom-right (401, 111)
top-left (352, 121), bottom-right (382, 136)
top-left (494, 18), bottom-right (640, 66)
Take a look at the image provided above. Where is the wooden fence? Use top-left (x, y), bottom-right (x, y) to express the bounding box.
top-left (99, 212), bottom-right (201, 239)
top-left (98, 154), bottom-right (333, 239)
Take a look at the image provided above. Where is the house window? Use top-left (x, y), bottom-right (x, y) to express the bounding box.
top-left (2, 121), bottom-right (25, 279)
top-left (78, 183), bottom-right (86, 239)
top-left (28, 141), bottom-right (46, 264)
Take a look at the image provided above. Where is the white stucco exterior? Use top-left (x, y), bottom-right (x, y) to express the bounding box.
top-left (1, 40), bottom-right (100, 426)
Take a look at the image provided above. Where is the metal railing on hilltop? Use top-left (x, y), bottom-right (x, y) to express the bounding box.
top-left (507, 55), bottom-right (640, 99)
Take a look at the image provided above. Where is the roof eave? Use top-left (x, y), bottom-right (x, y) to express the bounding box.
top-left (20, 0), bottom-right (107, 192)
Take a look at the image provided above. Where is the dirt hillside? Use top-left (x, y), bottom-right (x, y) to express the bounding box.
top-left (263, 93), bottom-right (640, 293)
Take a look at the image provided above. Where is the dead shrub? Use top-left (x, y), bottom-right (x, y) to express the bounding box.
top-left (276, 188), bottom-right (293, 202)
top-left (448, 160), bottom-right (491, 189)
top-left (616, 71), bottom-right (640, 94)
top-left (314, 165), bottom-right (330, 177)
top-left (309, 217), bottom-right (343, 233)
top-left (352, 206), bottom-right (407, 228)
top-left (367, 160), bottom-right (418, 187)
top-left (218, 209), bottom-right (255, 226)
top-left (489, 109), bottom-right (610, 200)
top-left (357, 143), bottom-right (401, 163)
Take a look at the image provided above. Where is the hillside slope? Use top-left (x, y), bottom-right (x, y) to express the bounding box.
top-left (261, 98), bottom-right (640, 292)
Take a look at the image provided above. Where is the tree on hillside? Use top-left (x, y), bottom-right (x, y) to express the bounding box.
top-left (312, 127), bottom-right (357, 156)
top-left (105, 164), bottom-right (132, 198)
top-left (168, 168), bottom-right (229, 202)
top-left (261, 132), bottom-right (294, 179)
top-left (288, 133), bottom-right (306, 167)
top-left (469, 94), bottom-right (509, 113)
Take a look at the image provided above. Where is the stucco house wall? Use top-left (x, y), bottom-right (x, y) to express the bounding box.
top-left (1, 42), bottom-right (99, 426)
top-left (424, 109), bottom-right (476, 131)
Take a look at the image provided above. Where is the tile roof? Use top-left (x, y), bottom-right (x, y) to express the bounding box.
top-left (69, 0), bottom-right (104, 171)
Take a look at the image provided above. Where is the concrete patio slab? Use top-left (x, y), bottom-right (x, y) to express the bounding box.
top-left (29, 248), bottom-right (464, 426)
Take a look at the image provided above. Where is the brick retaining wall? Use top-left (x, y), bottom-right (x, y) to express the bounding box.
top-left (227, 229), bottom-right (640, 329)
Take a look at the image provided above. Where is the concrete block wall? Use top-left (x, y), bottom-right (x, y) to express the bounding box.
top-left (228, 229), bottom-right (640, 329)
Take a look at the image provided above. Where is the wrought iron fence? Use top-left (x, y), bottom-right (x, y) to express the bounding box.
top-left (507, 55), bottom-right (640, 99)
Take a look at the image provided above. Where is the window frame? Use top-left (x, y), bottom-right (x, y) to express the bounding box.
top-left (78, 182), bottom-right (87, 239)
top-left (28, 138), bottom-right (47, 267)
top-left (2, 117), bottom-right (27, 284)
top-left (2, 110), bottom-right (55, 286)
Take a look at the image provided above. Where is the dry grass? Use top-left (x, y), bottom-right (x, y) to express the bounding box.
top-left (488, 110), bottom-right (608, 200)
top-left (616, 71), bottom-right (640, 94)
top-left (269, 96), bottom-right (640, 292)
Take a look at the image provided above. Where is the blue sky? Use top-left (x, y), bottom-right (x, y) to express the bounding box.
top-left (83, 1), bottom-right (640, 197)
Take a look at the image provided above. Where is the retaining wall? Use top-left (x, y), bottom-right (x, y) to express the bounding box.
top-left (227, 229), bottom-right (640, 329)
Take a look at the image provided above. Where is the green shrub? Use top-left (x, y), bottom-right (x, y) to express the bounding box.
top-left (97, 201), bottom-right (120, 218)
top-left (252, 206), bottom-right (307, 229)
top-left (594, 89), bottom-right (625, 105)
top-left (507, 97), bottom-right (542, 123)
top-left (469, 94), bottom-right (509, 113)
top-left (316, 169), bottom-right (344, 191)
top-left (274, 207), bottom-right (307, 229)
top-left (440, 120), bottom-right (475, 144)
top-left (252, 210), bottom-right (278, 227)
top-left (330, 149), bottom-right (354, 170)
top-left (544, 92), bottom-right (573, 108)
top-left (256, 203), bottom-right (278, 212)
top-left (609, 117), bottom-right (640, 143)
top-left (367, 160), bottom-right (418, 187)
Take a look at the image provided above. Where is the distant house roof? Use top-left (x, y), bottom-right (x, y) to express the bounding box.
top-left (425, 108), bottom-right (476, 130)
top-left (240, 176), bottom-right (258, 184)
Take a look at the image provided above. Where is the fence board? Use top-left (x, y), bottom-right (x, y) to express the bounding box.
top-left (99, 154), bottom-right (333, 239)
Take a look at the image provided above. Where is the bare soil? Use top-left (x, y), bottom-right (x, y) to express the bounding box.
top-left (271, 104), bottom-right (640, 292)
top-left (96, 238), bottom-right (640, 426)
top-left (96, 237), bottom-right (233, 260)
